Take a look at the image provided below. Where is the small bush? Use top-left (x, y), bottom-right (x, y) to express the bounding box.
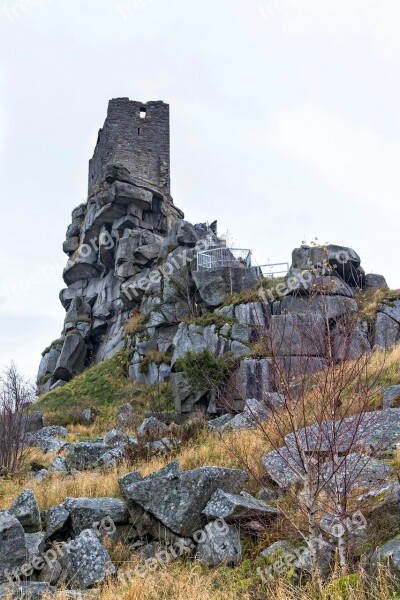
top-left (124, 312), bottom-right (149, 335)
top-left (176, 349), bottom-right (238, 392)
top-left (41, 337), bottom-right (64, 357)
top-left (139, 350), bottom-right (172, 374)
top-left (183, 313), bottom-right (235, 328)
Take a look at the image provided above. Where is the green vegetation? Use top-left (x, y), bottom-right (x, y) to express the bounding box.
top-left (34, 353), bottom-right (136, 425)
top-left (224, 276), bottom-right (286, 307)
top-left (356, 288), bottom-right (400, 325)
top-left (176, 349), bottom-right (237, 391)
top-left (139, 350), bottom-right (172, 374)
top-left (41, 337), bottom-right (64, 356)
top-left (183, 312), bottom-right (235, 328)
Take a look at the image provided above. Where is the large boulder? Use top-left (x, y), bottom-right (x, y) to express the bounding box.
top-left (196, 522), bottom-right (242, 566)
top-left (137, 417), bottom-right (169, 440)
top-left (203, 490), bottom-right (278, 522)
top-left (374, 313), bottom-right (400, 349)
top-left (21, 412), bottom-right (45, 434)
top-left (383, 385), bottom-right (400, 409)
top-left (9, 490), bottom-right (41, 533)
top-left (103, 429), bottom-right (130, 446)
top-left (290, 244), bottom-right (362, 287)
top-left (65, 529), bottom-right (115, 589)
top-left (63, 497), bottom-right (129, 534)
top-left (269, 313), bottom-right (326, 357)
top-left (171, 323), bottom-right (231, 365)
top-left (0, 513), bottom-right (28, 583)
top-left (65, 442), bottom-right (112, 470)
top-left (222, 398), bottom-right (270, 430)
top-left (235, 359), bottom-right (275, 401)
top-left (123, 463), bottom-right (248, 536)
top-left (45, 504), bottom-right (70, 538)
top-left (277, 295), bottom-right (358, 322)
top-left (54, 333), bottom-right (87, 382)
top-left (364, 274), bottom-right (388, 289)
top-left (193, 267), bottom-right (259, 307)
top-left (170, 372), bottom-right (208, 414)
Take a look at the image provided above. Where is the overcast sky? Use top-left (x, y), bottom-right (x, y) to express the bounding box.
top-left (0, 0), bottom-right (399, 380)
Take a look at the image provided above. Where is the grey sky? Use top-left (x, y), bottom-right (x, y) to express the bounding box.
top-left (0, 0), bottom-right (399, 379)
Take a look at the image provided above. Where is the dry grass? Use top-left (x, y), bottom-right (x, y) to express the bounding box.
top-left (356, 288), bottom-right (400, 324)
top-left (124, 311), bottom-right (148, 335)
top-left (0, 428), bottom-right (269, 512)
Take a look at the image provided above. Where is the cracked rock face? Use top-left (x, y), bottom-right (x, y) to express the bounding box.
top-left (9, 489), bottom-right (42, 533)
top-left (0, 512), bottom-right (28, 582)
top-left (65, 529), bottom-right (116, 589)
top-left (124, 464), bottom-right (248, 536)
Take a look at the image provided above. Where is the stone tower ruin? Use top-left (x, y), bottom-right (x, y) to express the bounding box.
top-left (88, 98), bottom-right (171, 200)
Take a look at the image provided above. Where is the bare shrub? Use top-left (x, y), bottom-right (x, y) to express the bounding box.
top-left (0, 362), bottom-right (34, 474)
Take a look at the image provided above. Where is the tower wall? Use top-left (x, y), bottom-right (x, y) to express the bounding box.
top-left (88, 98), bottom-right (171, 198)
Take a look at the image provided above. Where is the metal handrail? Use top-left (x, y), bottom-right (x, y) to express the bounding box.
top-left (197, 247), bottom-right (252, 270)
top-left (257, 262), bottom-right (289, 278)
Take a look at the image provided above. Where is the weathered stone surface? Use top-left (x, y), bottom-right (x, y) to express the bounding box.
top-left (48, 456), bottom-right (69, 475)
top-left (63, 497), bottom-right (129, 534)
top-left (278, 295), bottom-right (358, 321)
top-left (235, 302), bottom-right (271, 328)
top-left (290, 244), bottom-right (362, 287)
top-left (196, 522), bottom-right (242, 566)
top-left (320, 453), bottom-right (394, 495)
top-left (26, 427), bottom-right (68, 452)
top-left (170, 372), bottom-right (208, 413)
top-left (203, 490), bottom-right (278, 521)
top-left (285, 408), bottom-right (400, 454)
top-left (116, 403), bottom-right (135, 429)
top-left (137, 417), bottom-right (169, 440)
top-left (270, 313), bottom-right (326, 357)
top-left (262, 447), bottom-right (304, 489)
top-left (374, 313), bottom-right (400, 349)
top-left (223, 399), bottom-right (269, 430)
top-left (21, 412), bottom-right (45, 434)
top-left (378, 299), bottom-right (400, 325)
top-left (383, 385), bottom-right (400, 409)
top-left (45, 504), bottom-right (70, 538)
top-left (9, 489), bottom-right (41, 533)
top-left (260, 539), bottom-right (293, 558)
top-left (193, 267), bottom-right (259, 307)
top-left (37, 560), bottom-right (63, 586)
top-left (103, 429), bottom-right (129, 446)
top-left (208, 414), bottom-right (233, 431)
top-left (118, 472), bottom-right (143, 499)
top-left (364, 274), bottom-right (388, 289)
top-left (171, 323), bottom-right (231, 365)
top-left (332, 320), bottom-right (371, 361)
top-left (64, 297), bottom-right (91, 325)
top-left (65, 442), bottom-right (111, 470)
top-left (37, 346), bottom-right (62, 384)
top-left (129, 360), bottom-right (171, 385)
top-left (372, 536), bottom-right (400, 573)
top-left (25, 532), bottom-right (46, 561)
top-left (124, 464), bottom-right (248, 536)
top-left (54, 334), bottom-right (87, 382)
top-left (66, 529), bottom-right (115, 589)
top-left (275, 356), bottom-right (327, 382)
top-left (235, 359), bottom-right (275, 401)
top-left (0, 512), bottom-right (27, 583)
